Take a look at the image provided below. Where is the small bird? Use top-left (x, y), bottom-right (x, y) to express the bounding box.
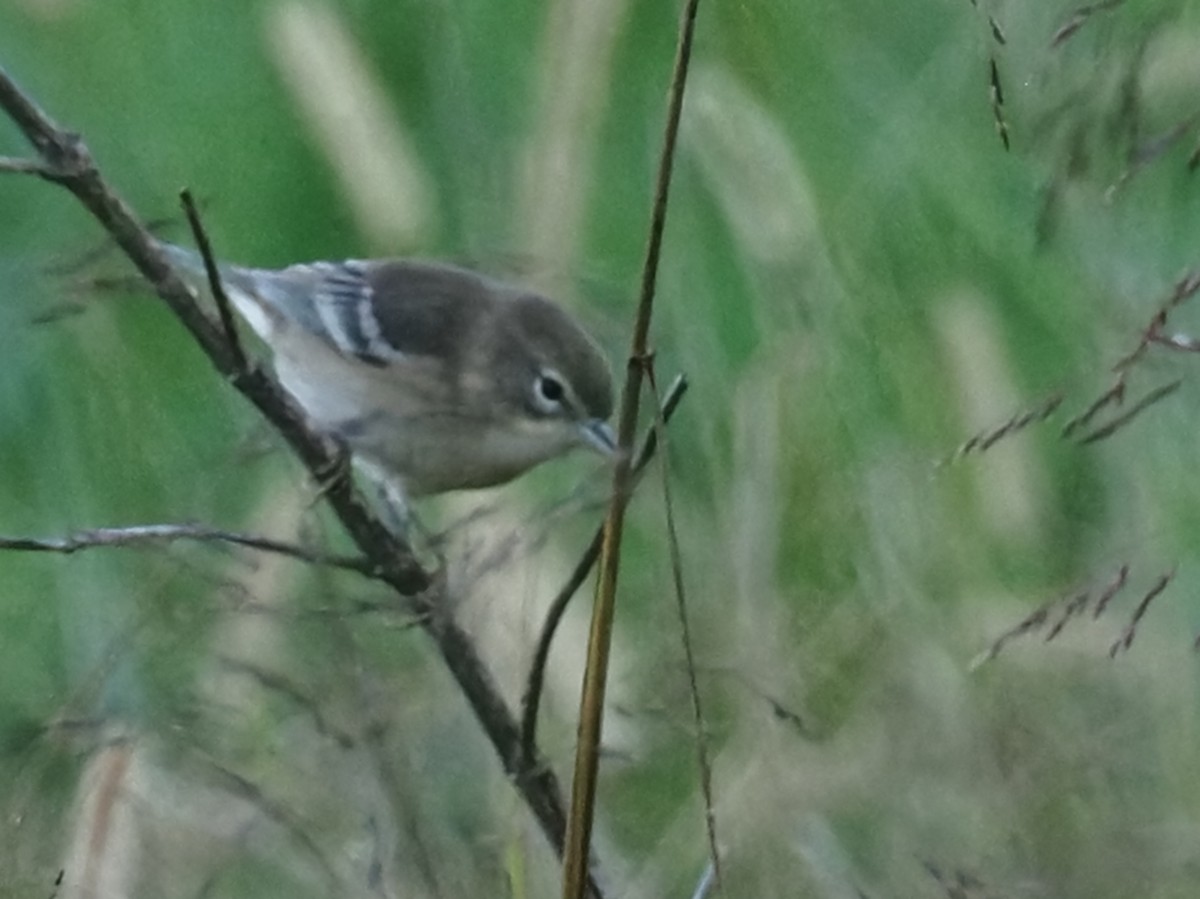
top-left (160, 243), bottom-right (616, 502)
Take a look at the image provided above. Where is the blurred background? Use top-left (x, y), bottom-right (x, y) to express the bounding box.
top-left (3, 0), bottom-right (1200, 896)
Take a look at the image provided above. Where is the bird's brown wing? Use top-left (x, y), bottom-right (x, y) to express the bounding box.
top-left (248, 259), bottom-right (497, 367)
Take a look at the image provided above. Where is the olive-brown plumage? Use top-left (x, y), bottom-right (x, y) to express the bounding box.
top-left (162, 244), bottom-right (615, 496)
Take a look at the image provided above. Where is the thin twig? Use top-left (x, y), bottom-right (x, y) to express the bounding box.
top-left (0, 522), bottom-right (378, 575)
top-left (972, 563), bottom-right (1134, 667)
top-left (0, 154), bottom-right (55, 177)
top-left (1045, 590), bottom-right (1091, 641)
top-left (1061, 377), bottom-right (1125, 439)
top-left (1076, 379), bottom-right (1182, 445)
top-left (989, 58), bottom-right (1010, 151)
top-left (696, 665), bottom-right (812, 737)
top-left (230, 596), bottom-right (426, 626)
top-left (48, 212), bottom-right (172, 271)
top-left (646, 362), bottom-right (721, 890)
top-left (216, 656), bottom-right (357, 748)
top-left (30, 273), bottom-right (149, 326)
top-left (973, 600), bottom-right (1054, 668)
top-left (944, 391), bottom-right (1063, 464)
top-left (1105, 113), bottom-right (1200, 201)
top-left (194, 750), bottom-right (341, 892)
top-left (519, 375), bottom-right (688, 763)
top-left (561, 0), bottom-right (701, 894)
top-left (1051, 0), bottom-right (1127, 49)
top-left (1092, 563), bottom-right (1130, 618)
top-left (181, 188), bottom-right (249, 375)
top-left (1110, 569), bottom-right (1174, 657)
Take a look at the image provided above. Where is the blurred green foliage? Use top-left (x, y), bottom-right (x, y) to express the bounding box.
top-left (4, 0), bottom-right (1200, 897)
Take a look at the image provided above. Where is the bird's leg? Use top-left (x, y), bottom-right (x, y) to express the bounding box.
top-left (310, 438), bottom-right (355, 502)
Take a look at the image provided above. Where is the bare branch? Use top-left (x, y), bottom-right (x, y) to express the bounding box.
top-left (520, 374), bottom-right (687, 763)
top-left (0, 522), bottom-right (379, 575)
top-left (181, 188), bottom-right (250, 374)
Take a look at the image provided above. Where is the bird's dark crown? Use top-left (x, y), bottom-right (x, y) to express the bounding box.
top-left (506, 293), bottom-right (614, 420)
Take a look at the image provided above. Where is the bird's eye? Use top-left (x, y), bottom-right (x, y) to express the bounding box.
top-left (539, 375), bottom-right (564, 402)
top-left (533, 371), bottom-right (566, 412)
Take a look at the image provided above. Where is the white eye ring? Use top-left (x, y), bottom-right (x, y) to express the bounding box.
top-left (533, 370), bottom-right (567, 414)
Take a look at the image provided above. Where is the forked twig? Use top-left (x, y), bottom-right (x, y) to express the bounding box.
top-left (1061, 272), bottom-right (1199, 442)
top-left (519, 375), bottom-right (688, 763)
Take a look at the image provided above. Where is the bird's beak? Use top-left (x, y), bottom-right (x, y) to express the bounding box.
top-left (579, 419), bottom-right (618, 457)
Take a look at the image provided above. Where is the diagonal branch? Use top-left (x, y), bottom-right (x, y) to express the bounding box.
top-left (0, 522), bottom-right (378, 575)
top-left (0, 64), bottom-right (596, 890)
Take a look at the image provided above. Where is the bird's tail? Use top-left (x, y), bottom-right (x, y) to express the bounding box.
top-left (158, 241), bottom-right (280, 340)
